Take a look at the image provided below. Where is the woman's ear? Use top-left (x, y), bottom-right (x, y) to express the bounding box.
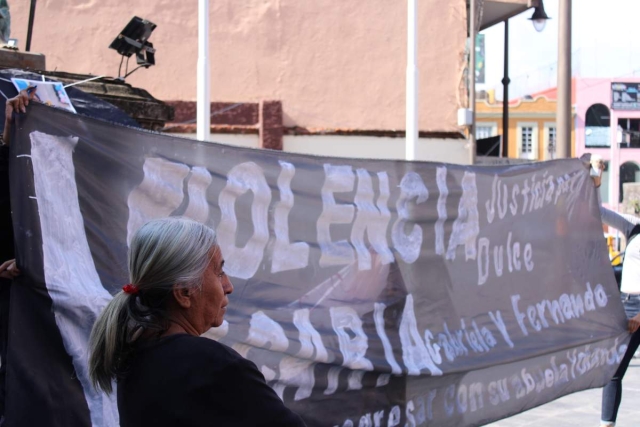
top-left (172, 286), bottom-right (192, 309)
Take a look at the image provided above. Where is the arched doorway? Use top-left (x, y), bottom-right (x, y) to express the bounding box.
top-left (620, 161), bottom-right (640, 203)
top-left (585, 104), bottom-right (611, 147)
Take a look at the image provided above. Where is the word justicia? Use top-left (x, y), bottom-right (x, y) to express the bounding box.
top-left (127, 158), bottom-right (581, 281)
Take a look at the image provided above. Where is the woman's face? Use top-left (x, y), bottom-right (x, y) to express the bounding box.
top-left (190, 246), bottom-right (233, 333)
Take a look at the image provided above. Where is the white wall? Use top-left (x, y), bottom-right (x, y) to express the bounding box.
top-left (284, 135), bottom-right (471, 164)
top-left (173, 133), bottom-right (471, 165)
top-left (178, 133), bottom-right (260, 149)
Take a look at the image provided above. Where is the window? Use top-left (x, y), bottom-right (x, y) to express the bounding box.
top-left (618, 118), bottom-right (640, 148)
top-left (517, 122), bottom-right (538, 160)
top-left (521, 127), bottom-right (533, 154)
top-left (548, 127), bottom-right (556, 152)
top-left (475, 123), bottom-right (497, 140)
top-left (476, 126), bottom-right (492, 139)
top-left (585, 104), bottom-right (611, 147)
top-left (620, 162), bottom-right (640, 203)
top-left (544, 122), bottom-right (557, 159)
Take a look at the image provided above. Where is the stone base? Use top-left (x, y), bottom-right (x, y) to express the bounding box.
top-left (33, 70), bottom-right (173, 131)
top-left (0, 49), bottom-right (46, 70)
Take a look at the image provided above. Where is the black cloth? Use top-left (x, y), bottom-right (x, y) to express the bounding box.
top-left (0, 145), bottom-right (12, 262)
top-left (117, 334), bottom-right (306, 427)
top-left (0, 144), bottom-right (12, 417)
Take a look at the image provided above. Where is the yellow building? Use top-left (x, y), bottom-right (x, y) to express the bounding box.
top-left (476, 88), bottom-right (576, 160)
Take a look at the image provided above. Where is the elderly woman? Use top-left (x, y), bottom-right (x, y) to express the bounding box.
top-left (89, 217), bottom-right (305, 427)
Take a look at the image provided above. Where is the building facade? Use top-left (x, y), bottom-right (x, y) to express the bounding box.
top-left (10, 0), bottom-right (536, 163)
top-left (573, 78), bottom-right (640, 208)
top-left (478, 76), bottom-right (640, 210)
top-left (476, 93), bottom-right (576, 161)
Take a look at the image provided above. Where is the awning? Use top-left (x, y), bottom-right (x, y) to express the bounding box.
top-left (470, 0), bottom-right (539, 31)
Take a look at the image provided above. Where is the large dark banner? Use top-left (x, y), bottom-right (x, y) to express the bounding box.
top-left (8, 104), bottom-right (629, 426)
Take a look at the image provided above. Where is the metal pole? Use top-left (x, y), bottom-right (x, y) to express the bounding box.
top-left (405, 0), bottom-right (418, 161)
top-left (501, 20), bottom-right (510, 157)
top-left (610, 111), bottom-right (623, 212)
top-left (609, 111), bottom-right (620, 251)
top-left (609, 113), bottom-right (617, 210)
top-left (469, 0), bottom-right (476, 165)
top-left (197, 0), bottom-right (211, 141)
top-left (556, 0), bottom-right (572, 158)
top-left (25, 0), bottom-right (37, 52)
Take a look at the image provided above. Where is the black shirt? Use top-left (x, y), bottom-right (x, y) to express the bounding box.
top-left (117, 334), bottom-right (306, 427)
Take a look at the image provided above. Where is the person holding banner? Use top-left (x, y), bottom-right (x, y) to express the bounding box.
top-left (88, 217), bottom-right (306, 427)
top-left (598, 208), bottom-right (640, 427)
top-left (0, 87), bottom-right (36, 422)
top-left (0, 260), bottom-right (18, 280)
top-left (0, 88), bottom-right (36, 278)
top-left (592, 156), bottom-right (640, 427)
top-left (598, 215), bottom-right (640, 426)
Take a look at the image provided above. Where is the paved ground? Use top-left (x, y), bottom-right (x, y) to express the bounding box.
top-left (486, 359), bottom-right (640, 427)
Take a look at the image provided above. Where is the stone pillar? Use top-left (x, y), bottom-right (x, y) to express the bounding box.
top-left (259, 100), bottom-right (283, 150)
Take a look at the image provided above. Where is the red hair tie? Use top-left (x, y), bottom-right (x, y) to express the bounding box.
top-left (122, 284), bottom-right (139, 295)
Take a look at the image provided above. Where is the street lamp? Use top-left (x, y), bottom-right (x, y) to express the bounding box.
top-left (529, 0), bottom-right (551, 33)
top-left (502, 1), bottom-right (549, 158)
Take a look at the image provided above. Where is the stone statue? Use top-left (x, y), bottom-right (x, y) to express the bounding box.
top-left (0, 0), bottom-right (10, 45)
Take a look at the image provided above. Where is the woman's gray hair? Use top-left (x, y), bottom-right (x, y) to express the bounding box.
top-left (89, 217), bottom-right (218, 394)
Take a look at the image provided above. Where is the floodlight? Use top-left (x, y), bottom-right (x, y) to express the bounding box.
top-left (109, 16), bottom-right (157, 79)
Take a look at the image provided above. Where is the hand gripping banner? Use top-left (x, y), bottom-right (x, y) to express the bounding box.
top-left (7, 103), bottom-right (629, 426)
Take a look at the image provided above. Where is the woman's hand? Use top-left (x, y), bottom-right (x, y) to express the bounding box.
top-left (629, 313), bottom-right (640, 333)
top-left (3, 87), bottom-right (38, 144)
top-left (0, 259), bottom-right (19, 280)
top-left (6, 88), bottom-right (36, 120)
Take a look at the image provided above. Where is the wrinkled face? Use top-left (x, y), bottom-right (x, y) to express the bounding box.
top-left (190, 246), bottom-right (233, 333)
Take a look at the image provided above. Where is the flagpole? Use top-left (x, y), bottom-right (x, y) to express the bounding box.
top-left (197, 0), bottom-right (211, 141)
top-left (469, 0), bottom-right (477, 165)
top-left (406, 0), bottom-right (418, 161)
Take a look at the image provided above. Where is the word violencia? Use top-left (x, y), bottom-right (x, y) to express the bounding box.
top-left (127, 158), bottom-right (585, 281)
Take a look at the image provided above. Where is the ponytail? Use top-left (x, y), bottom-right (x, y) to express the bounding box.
top-left (88, 292), bottom-right (134, 394)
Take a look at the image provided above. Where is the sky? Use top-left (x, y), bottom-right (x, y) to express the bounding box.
top-left (481, 0), bottom-right (640, 100)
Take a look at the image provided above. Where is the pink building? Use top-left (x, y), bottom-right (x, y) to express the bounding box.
top-left (524, 77), bottom-right (640, 208)
top-left (573, 78), bottom-right (640, 208)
